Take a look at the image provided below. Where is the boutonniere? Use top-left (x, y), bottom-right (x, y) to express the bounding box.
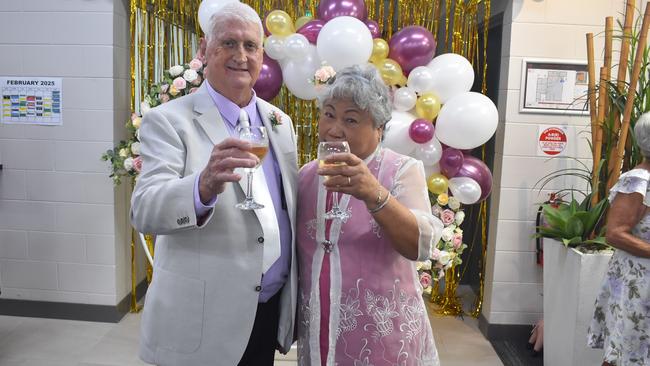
top-left (269, 110), bottom-right (283, 130)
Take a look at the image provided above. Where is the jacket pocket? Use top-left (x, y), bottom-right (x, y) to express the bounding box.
top-left (141, 267), bottom-right (205, 353)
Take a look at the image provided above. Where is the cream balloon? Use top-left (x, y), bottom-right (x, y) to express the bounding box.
top-left (448, 176), bottom-right (482, 204)
top-left (264, 35), bottom-right (286, 60)
top-left (427, 53), bottom-right (474, 103)
top-left (424, 163), bottom-right (441, 178)
top-left (198, 0), bottom-right (239, 33)
top-left (393, 87), bottom-right (417, 112)
top-left (407, 66), bottom-right (435, 93)
top-left (281, 45), bottom-right (321, 100)
top-left (382, 110), bottom-right (417, 155)
top-left (435, 92), bottom-right (498, 150)
top-left (316, 16), bottom-right (373, 70)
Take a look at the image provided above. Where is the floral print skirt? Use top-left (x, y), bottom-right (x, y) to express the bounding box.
top-left (587, 250), bottom-right (650, 365)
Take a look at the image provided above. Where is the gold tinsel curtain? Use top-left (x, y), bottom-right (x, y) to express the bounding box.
top-left (130, 0), bottom-right (492, 316)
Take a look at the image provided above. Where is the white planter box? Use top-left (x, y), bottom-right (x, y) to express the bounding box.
top-left (543, 239), bottom-right (612, 366)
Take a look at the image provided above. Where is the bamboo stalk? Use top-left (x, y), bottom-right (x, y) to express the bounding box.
top-left (592, 67), bottom-right (608, 207)
top-left (604, 17), bottom-right (614, 115)
top-left (609, 2), bottom-right (650, 188)
top-left (607, 0), bottom-right (636, 182)
top-left (586, 33), bottom-right (598, 140)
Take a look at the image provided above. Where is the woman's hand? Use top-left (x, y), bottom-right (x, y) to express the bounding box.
top-left (317, 152), bottom-right (382, 207)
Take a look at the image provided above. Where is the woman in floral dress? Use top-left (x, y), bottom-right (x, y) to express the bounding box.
top-left (296, 65), bottom-right (443, 365)
top-left (587, 113), bottom-right (650, 365)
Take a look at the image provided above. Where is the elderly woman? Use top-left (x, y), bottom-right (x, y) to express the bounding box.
top-left (587, 113), bottom-right (650, 365)
top-left (296, 64), bottom-right (443, 365)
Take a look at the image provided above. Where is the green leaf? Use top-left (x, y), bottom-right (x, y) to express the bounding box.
top-left (565, 216), bottom-right (585, 238)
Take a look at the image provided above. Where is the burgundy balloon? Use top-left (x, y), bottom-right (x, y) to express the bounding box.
top-left (408, 119), bottom-right (435, 144)
top-left (254, 54), bottom-right (283, 101)
top-left (455, 156), bottom-right (493, 201)
top-left (440, 148), bottom-right (464, 177)
top-left (296, 19), bottom-right (325, 44)
top-left (388, 26), bottom-right (436, 75)
top-left (317, 0), bottom-right (368, 21)
top-left (365, 19), bottom-right (381, 38)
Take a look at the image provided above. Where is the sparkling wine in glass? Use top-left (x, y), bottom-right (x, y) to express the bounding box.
top-left (236, 126), bottom-right (269, 210)
top-left (318, 141), bottom-right (351, 221)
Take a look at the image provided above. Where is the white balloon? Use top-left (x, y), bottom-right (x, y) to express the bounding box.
top-left (435, 92), bottom-right (498, 150)
top-left (414, 137), bottom-right (443, 165)
top-left (264, 35), bottom-right (287, 61)
top-left (448, 177), bottom-right (482, 205)
top-left (383, 111), bottom-right (417, 155)
top-left (424, 163), bottom-right (441, 178)
top-left (407, 66), bottom-right (435, 93)
top-left (427, 53), bottom-right (474, 103)
top-left (284, 33), bottom-right (310, 60)
top-left (198, 0), bottom-right (239, 34)
top-left (316, 16), bottom-right (373, 70)
top-left (281, 45), bottom-right (321, 100)
top-left (393, 87), bottom-right (417, 112)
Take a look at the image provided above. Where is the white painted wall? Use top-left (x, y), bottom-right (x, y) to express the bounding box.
top-left (482, 0), bottom-right (625, 325)
top-left (0, 0), bottom-right (133, 306)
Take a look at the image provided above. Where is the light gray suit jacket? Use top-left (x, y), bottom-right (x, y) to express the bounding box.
top-left (131, 83), bottom-right (298, 366)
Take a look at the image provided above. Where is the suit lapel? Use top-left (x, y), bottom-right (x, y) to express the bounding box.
top-left (193, 84), bottom-right (230, 147)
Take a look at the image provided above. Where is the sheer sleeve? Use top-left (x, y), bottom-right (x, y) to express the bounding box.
top-left (609, 169), bottom-right (650, 207)
top-left (390, 157), bottom-right (444, 261)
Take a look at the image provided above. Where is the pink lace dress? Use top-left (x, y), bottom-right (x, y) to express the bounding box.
top-left (296, 147), bottom-right (442, 366)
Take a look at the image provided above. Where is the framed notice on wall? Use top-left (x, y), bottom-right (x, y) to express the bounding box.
top-left (519, 59), bottom-right (589, 115)
top-left (1, 77), bottom-right (62, 125)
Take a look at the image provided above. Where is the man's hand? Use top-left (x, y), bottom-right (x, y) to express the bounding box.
top-left (198, 138), bottom-right (259, 203)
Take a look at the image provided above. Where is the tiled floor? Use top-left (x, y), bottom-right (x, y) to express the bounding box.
top-left (0, 300), bottom-right (502, 366)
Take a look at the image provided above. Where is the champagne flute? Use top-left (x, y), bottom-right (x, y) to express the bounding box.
top-left (318, 141), bottom-right (351, 221)
top-left (235, 126), bottom-right (269, 210)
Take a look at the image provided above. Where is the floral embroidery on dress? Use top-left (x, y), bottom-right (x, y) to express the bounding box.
top-left (305, 218), bottom-right (317, 240)
top-left (353, 339), bottom-right (374, 366)
top-left (338, 281), bottom-right (364, 338)
top-left (363, 286), bottom-right (399, 340)
top-left (398, 289), bottom-right (425, 342)
top-left (369, 219), bottom-right (382, 238)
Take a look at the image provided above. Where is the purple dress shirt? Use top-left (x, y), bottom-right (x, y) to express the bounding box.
top-left (193, 83), bottom-right (292, 303)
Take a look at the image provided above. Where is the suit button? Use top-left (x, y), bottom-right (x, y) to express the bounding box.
top-left (257, 237), bottom-right (264, 244)
top-left (255, 285), bottom-right (262, 292)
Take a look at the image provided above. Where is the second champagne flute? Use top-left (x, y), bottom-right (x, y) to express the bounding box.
top-left (318, 141), bottom-right (351, 221)
top-left (235, 126), bottom-right (269, 210)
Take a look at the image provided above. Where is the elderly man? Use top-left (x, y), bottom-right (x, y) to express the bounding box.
top-left (130, 2), bottom-right (297, 365)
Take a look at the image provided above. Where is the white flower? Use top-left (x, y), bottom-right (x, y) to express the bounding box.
top-left (123, 157), bottom-right (134, 171)
top-left (135, 128), bottom-right (140, 141)
top-left (441, 227), bottom-right (454, 242)
top-left (438, 251), bottom-right (451, 266)
top-left (183, 69), bottom-right (198, 83)
top-left (448, 196), bottom-right (461, 210)
top-left (421, 260), bottom-right (432, 271)
top-left (169, 65), bottom-right (184, 77)
top-left (130, 142), bottom-right (141, 155)
top-left (131, 116), bottom-right (142, 129)
top-left (140, 101), bottom-right (151, 115)
top-left (455, 211), bottom-right (465, 225)
top-left (119, 148), bottom-right (129, 158)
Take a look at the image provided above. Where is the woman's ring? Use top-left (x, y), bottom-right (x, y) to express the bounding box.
top-left (347, 176), bottom-right (352, 186)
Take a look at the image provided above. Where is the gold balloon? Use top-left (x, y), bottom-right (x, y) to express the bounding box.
top-left (427, 173), bottom-right (449, 195)
top-left (374, 58), bottom-right (404, 86)
top-left (415, 92), bottom-right (442, 121)
top-left (396, 74), bottom-right (408, 87)
top-left (266, 10), bottom-right (294, 36)
top-left (295, 15), bottom-right (312, 30)
top-left (369, 38), bottom-right (389, 63)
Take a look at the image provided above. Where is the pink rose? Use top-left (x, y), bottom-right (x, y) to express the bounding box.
top-left (189, 87), bottom-right (199, 94)
top-left (172, 76), bottom-right (186, 90)
top-left (160, 93), bottom-right (170, 103)
top-left (452, 233), bottom-right (463, 249)
top-left (160, 84), bottom-right (169, 93)
top-left (419, 272), bottom-right (432, 288)
top-left (133, 156), bottom-right (143, 173)
top-left (192, 74), bottom-right (202, 86)
top-left (441, 209), bottom-right (455, 225)
top-left (431, 248), bottom-right (441, 261)
top-left (189, 58), bottom-right (203, 71)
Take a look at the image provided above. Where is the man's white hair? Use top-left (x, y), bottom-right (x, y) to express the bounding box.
top-left (205, 2), bottom-right (264, 47)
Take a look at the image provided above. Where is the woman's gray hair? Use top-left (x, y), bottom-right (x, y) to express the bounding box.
top-left (205, 2), bottom-right (264, 47)
top-left (634, 112), bottom-right (650, 159)
top-left (317, 64), bottom-right (392, 129)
